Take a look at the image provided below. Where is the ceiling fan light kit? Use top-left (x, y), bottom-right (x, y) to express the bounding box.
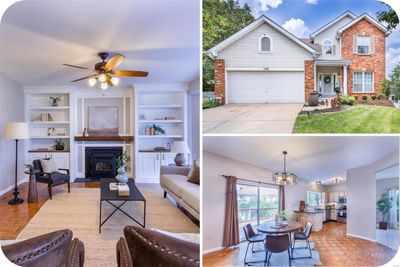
top-left (63, 52), bottom-right (148, 90)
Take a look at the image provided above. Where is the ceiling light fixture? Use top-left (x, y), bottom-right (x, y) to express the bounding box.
top-left (111, 77), bottom-right (119, 86)
top-left (272, 151), bottom-right (297, 186)
top-left (331, 177), bottom-right (343, 184)
top-left (98, 73), bottom-right (107, 83)
top-left (100, 82), bottom-right (108, 90)
top-left (88, 78), bottom-right (97, 87)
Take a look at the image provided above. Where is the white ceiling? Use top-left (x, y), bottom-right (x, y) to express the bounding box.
top-left (0, 0), bottom-right (200, 87)
top-left (203, 136), bottom-right (399, 182)
top-left (376, 164), bottom-right (399, 180)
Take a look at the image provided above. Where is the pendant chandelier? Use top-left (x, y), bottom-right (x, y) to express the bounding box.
top-left (272, 151), bottom-right (297, 186)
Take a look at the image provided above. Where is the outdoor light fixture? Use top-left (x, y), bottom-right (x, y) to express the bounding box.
top-left (272, 151), bottom-right (297, 186)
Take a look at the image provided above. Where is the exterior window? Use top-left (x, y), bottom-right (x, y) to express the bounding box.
top-left (353, 71), bottom-right (373, 92)
top-left (357, 36), bottom-right (370, 54)
top-left (259, 36), bottom-right (271, 52)
top-left (322, 40), bottom-right (333, 55)
top-left (307, 191), bottom-right (322, 207)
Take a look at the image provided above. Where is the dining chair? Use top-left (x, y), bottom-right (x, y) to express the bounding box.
top-left (243, 224), bottom-right (266, 265)
top-left (292, 222), bottom-right (313, 259)
top-left (264, 233), bottom-right (291, 267)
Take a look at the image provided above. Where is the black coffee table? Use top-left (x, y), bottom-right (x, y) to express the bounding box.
top-left (99, 178), bottom-right (146, 233)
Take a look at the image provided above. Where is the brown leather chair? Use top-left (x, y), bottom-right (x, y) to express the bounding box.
top-left (2, 229), bottom-right (84, 267)
top-left (292, 222), bottom-right (313, 259)
top-left (33, 159), bottom-right (70, 199)
top-left (116, 226), bottom-right (199, 267)
top-left (264, 234), bottom-right (291, 267)
top-left (243, 224), bottom-right (266, 265)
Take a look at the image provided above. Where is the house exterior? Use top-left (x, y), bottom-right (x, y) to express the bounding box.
top-left (207, 11), bottom-right (388, 104)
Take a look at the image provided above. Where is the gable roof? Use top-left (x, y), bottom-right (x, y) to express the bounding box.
top-left (206, 15), bottom-right (319, 57)
top-left (337, 13), bottom-right (389, 35)
top-left (310, 11), bottom-right (357, 39)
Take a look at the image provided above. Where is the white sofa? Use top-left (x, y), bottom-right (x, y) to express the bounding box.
top-left (160, 166), bottom-right (199, 220)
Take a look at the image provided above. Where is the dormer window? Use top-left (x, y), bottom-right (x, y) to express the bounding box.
top-left (357, 36), bottom-right (370, 54)
top-left (259, 34), bottom-right (272, 53)
top-left (322, 40), bottom-right (333, 55)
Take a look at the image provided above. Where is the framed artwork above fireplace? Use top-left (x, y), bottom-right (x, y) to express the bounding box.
top-left (88, 106), bottom-right (119, 136)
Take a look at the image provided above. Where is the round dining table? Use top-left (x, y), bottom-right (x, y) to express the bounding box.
top-left (257, 220), bottom-right (303, 259)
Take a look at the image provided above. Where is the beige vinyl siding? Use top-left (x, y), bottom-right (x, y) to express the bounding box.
top-left (217, 23), bottom-right (313, 69)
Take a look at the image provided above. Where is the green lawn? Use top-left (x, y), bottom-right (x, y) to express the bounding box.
top-left (293, 105), bottom-right (400, 133)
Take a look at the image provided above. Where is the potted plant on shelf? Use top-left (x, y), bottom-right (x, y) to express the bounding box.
top-left (377, 192), bottom-right (392, 230)
top-left (54, 139), bottom-right (65, 151)
top-left (152, 124), bottom-right (165, 135)
top-left (116, 152), bottom-right (130, 184)
top-left (49, 96), bottom-right (62, 107)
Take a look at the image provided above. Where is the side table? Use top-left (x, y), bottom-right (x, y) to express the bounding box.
top-left (25, 170), bottom-right (40, 203)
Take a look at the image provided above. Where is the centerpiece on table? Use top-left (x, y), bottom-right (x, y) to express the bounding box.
top-left (116, 152), bottom-right (130, 184)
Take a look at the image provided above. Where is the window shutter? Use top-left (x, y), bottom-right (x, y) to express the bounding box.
top-left (332, 45), bottom-right (336, 55)
top-left (370, 36), bottom-right (375, 54)
top-left (353, 36), bottom-right (357, 54)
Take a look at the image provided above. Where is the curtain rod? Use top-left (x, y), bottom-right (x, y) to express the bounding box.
top-left (222, 175), bottom-right (277, 187)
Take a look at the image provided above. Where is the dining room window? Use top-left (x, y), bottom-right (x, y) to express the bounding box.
top-left (237, 183), bottom-right (279, 240)
top-left (307, 191), bottom-right (322, 207)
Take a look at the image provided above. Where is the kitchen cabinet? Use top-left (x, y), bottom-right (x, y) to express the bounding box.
top-left (330, 209), bottom-right (337, 221)
top-left (328, 192), bottom-right (340, 203)
top-left (137, 152), bottom-right (177, 183)
top-left (321, 192), bottom-right (326, 204)
top-left (28, 152), bottom-right (70, 169)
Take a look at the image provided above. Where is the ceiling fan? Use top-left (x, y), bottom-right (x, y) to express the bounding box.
top-left (63, 52), bottom-right (148, 90)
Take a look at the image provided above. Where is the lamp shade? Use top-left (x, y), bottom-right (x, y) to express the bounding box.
top-left (170, 141), bottom-right (190, 154)
top-left (4, 122), bottom-right (30, 140)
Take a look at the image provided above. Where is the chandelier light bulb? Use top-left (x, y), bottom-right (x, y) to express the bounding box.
top-left (88, 78), bottom-right (96, 87)
top-left (100, 82), bottom-right (108, 90)
top-left (111, 77), bottom-right (119, 85)
top-left (98, 73), bottom-right (107, 83)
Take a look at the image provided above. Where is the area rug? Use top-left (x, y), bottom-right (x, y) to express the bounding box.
top-left (17, 185), bottom-right (199, 267)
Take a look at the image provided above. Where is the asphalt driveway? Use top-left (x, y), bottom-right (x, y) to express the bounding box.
top-left (203, 103), bottom-right (303, 134)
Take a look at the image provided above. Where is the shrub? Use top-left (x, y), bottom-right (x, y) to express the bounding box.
top-left (338, 96), bottom-right (356, 105)
top-left (203, 98), bottom-right (221, 109)
top-left (354, 96), bottom-right (358, 100)
top-left (371, 95), bottom-right (377, 100)
top-left (377, 93), bottom-right (386, 100)
top-left (362, 95), bottom-right (368, 100)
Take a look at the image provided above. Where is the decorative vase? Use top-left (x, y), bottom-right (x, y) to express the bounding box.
top-left (52, 99), bottom-right (58, 107)
top-left (116, 165), bottom-right (128, 184)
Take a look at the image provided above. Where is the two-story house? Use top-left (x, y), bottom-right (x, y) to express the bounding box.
top-left (207, 11), bottom-right (388, 104)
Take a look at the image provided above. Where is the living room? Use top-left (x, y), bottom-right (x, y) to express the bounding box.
top-left (0, 1), bottom-right (200, 266)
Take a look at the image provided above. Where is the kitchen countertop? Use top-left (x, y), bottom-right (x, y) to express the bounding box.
top-left (293, 210), bottom-right (323, 214)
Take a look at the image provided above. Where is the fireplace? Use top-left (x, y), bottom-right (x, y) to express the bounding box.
top-left (85, 147), bottom-right (123, 179)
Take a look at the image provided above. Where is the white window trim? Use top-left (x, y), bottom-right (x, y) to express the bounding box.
top-left (322, 39), bottom-right (333, 55)
top-left (353, 71), bottom-right (374, 93)
top-left (356, 36), bottom-right (371, 55)
top-left (258, 34), bottom-right (273, 53)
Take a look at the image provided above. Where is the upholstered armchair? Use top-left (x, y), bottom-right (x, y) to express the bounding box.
top-left (1, 229), bottom-right (84, 267)
top-left (116, 226), bottom-right (199, 267)
top-left (33, 159), bottom-right (70, 199)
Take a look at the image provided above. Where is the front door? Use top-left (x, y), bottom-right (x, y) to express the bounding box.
top-left (318, 73), bottom-right (337, 95)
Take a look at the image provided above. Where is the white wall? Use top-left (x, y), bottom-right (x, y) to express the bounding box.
top-left (202, 151), bottom-right (325, 252)
top-left (376, 177), bottom-right (399, 225)
top-left (188, 78), bottom-right (200, 162)
top-left (347, 151), bottom-right (399, 241)
top-left (325, 182), bottom-right (347, 193)
top-left (0, 74), bottom-right (25, 196)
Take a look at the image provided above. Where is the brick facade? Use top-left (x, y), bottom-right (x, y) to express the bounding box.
top-left (304, 60), bottom-right (315, 103)
top-left (214, 59), bottom-right (226, 103)
top-left (341, 19), bottom-right (386, 95)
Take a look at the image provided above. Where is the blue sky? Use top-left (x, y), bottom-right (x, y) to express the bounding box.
top-left (237, 0), bottom-right (400, 77)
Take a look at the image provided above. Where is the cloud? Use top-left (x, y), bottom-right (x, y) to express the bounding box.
top-left (282, 18), bottom-right (310, 38)
top-left (306, 0), bottom-right (318, 4)
top-left (239, 0), bottom-right (283, 16)
top-left (387, 46), bottom-right (400, 77)
top-left (387, 25), bottom-right (400, 48)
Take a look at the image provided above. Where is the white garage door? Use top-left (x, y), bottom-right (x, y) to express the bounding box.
top-left (227, 71), bottom-right (304, 103)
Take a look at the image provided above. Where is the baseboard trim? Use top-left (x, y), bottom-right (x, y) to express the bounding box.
top-left (203, 246), bottom-right (224, 254)
top-left (346, 233), bottom-right (376, 242)
top-left (0, 178), bottom-right (29, 197)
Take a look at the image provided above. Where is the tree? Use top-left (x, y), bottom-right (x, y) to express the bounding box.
top-left (383, 64), bottom-right (400, 100)
top-left (377, 3), bottom-right (399, 32)
top-left (203, 0), bottom-right (254, 91)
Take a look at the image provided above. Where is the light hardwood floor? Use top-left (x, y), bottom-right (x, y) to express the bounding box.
top-left (203, 221), bottom-right (397, 266)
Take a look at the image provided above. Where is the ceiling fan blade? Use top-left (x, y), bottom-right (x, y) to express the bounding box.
top-left (104, 54), bottom-right (125, 71)
top-left (111, 70), bottom-right (148, 77)
top-left (63, 63), bottom-right (91, 70)
top-left (70, 74), bottom-right (97, 82)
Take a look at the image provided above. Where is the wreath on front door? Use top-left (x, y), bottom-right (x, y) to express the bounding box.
top-left (324, 76), bottom-right (331, 84)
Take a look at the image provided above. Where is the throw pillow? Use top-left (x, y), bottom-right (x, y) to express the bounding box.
top-left (187, 160), bottom-right (200, 185)
top-left (40, 158), bottom-right (59, 173)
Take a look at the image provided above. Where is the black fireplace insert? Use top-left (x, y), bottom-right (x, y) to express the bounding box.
top-left (85, 147), bottom-right (123, 179)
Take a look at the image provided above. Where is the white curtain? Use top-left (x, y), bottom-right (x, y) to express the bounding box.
top-left (388, 188), bottom-right (398, 229)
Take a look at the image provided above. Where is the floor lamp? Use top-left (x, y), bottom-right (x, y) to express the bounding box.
top-left (4, 122), bottom-right (30, 205)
